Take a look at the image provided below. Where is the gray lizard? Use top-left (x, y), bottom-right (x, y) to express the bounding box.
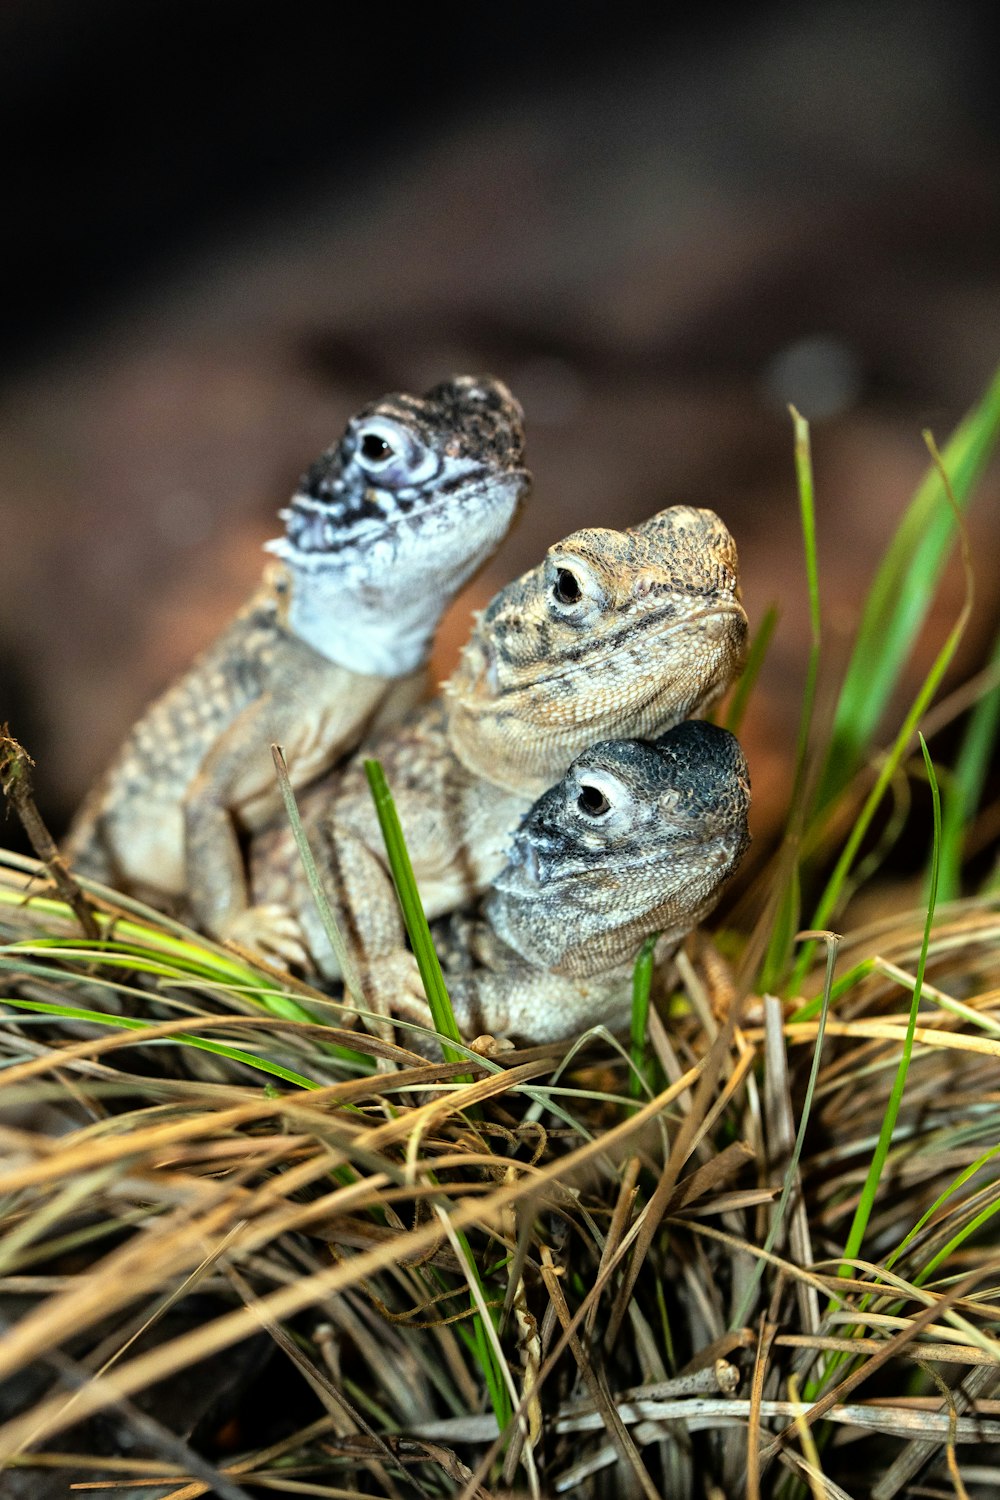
top-left (394, 720), bottom-right (751, 1046)
top-left (65, 375), bottom-right (530, 955)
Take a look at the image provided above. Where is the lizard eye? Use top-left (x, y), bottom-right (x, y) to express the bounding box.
top-left (553, 567), bottom-right (583, 606)
top-left (349, 418), bottom-right (437, 485)
top-left (577, 782), bottom-right (612, 816)
top-left (545, 553), bottom-right (604, 619)
top-left (359, 432), bottom-right (394, 464)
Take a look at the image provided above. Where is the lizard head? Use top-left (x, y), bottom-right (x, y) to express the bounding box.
top-left (445, 505), bottom-right (748, 792)
top-left (268, 375), bottom-right (529, 575)
top-left (486, 720), bottom-right (751, 975)
top-left (265, 375), bottom-right (530, 675)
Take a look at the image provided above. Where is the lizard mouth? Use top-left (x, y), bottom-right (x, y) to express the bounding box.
top-left (495, 826), bottom-right (545, 888)
top-left (511, 836), bottom-right (542, 885)
top-left (495, 828), bottom-right (739, 910)
top-left (267, 467), bottom-right (530, 564)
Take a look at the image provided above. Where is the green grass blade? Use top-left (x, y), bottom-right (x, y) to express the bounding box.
top-left (758, 862), bottom-right (801, 998)
top-left (364, 759), bottom-right (467, 1072)
top-left (758, 409), bottom-right (822, 991)
top-left (723, 603), bottom-right (779, 737)
top-left (912, 1194), bottom-right (1000, 1289)
top-left (790, 436), bottom-right (973, 989)
top-left (0, 995), bottom-right (320, 1090)
top-left (885, 1143), bottom-right (1000, 1281)
top-left (836, 733), bottom-right (941, 1280)
top-left (450, 1224), bottom-right (514, 1435)
top-left (628, 933), bottom-right (657, 1101)
top-left (817, 361), bottom-right (1000, 808)
top-left (934, 627), bottom-right (1000, 903)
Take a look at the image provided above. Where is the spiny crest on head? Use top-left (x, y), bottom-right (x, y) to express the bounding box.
top-left (625, 507), bottom-right (742, 596)
top-left (419, 375), bottom-right (527, 466)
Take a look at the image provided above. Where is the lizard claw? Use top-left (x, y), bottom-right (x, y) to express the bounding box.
top-left (222, 904), bottom-right (311, 970)
top-left (469, 1033), bottom-right (515, 1057)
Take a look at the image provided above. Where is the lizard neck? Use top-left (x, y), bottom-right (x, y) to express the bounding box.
top-left (280, 559), bottom-right (431, 677)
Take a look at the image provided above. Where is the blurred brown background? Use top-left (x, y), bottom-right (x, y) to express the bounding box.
top-left (2, 0), bottom-right (999, 853)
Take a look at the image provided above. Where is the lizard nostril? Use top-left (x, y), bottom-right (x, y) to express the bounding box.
top-left (703, 612), bottom-right (731, 641)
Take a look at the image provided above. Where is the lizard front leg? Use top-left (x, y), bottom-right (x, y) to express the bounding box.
top-left (184, 666), bottom-right (395, 962)
top-left (182, 695), bottom-right (296, 957)
top-left (392, 960), bottom-right (633, 1049)
top-left (455, 969), bottom-right (633, 1046)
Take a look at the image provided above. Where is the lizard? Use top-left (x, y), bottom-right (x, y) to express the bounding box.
top-left (391, 718), bottom-right (752, 1046)
top-left (64, 374), bottom-right (531, 955)
top-left (247, 504), bottom-right (749, 1013)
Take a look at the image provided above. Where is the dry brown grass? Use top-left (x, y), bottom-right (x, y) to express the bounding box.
top-left (1, 853), bottom-right (999, 1499)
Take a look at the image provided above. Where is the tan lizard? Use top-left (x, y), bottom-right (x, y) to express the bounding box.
top-left (248, 505), bottom-right (748, 1009)
top-left (65, 375), bottom-right (530, 954)
top-left (394, 719), bottom-right (751, 1045)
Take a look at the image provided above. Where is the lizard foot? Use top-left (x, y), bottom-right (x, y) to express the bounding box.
top-left (372, 951), bottom-right (479, 1056)
top-left (367, 951), bottom-right (433, 1037)
top-left (221, 904), bottom-right (310, 970)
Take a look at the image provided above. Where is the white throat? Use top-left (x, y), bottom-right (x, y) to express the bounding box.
top-left (283, 559), bottom-right (445, 678)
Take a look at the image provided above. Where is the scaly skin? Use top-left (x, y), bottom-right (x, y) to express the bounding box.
top-left (394, 721), bottom-right (752, 1045)
top-left (248, 507), bottom-right (748, 1011)
top-left (445, 504), bottom-right (747, 794)
top-left (65, 375), bottom-right (530, 953)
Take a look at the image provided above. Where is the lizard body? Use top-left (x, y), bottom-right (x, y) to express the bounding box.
top-left (65, 375), bottom-right (529, 951)
top-left (248, 506), bottom-right (748, 1003)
